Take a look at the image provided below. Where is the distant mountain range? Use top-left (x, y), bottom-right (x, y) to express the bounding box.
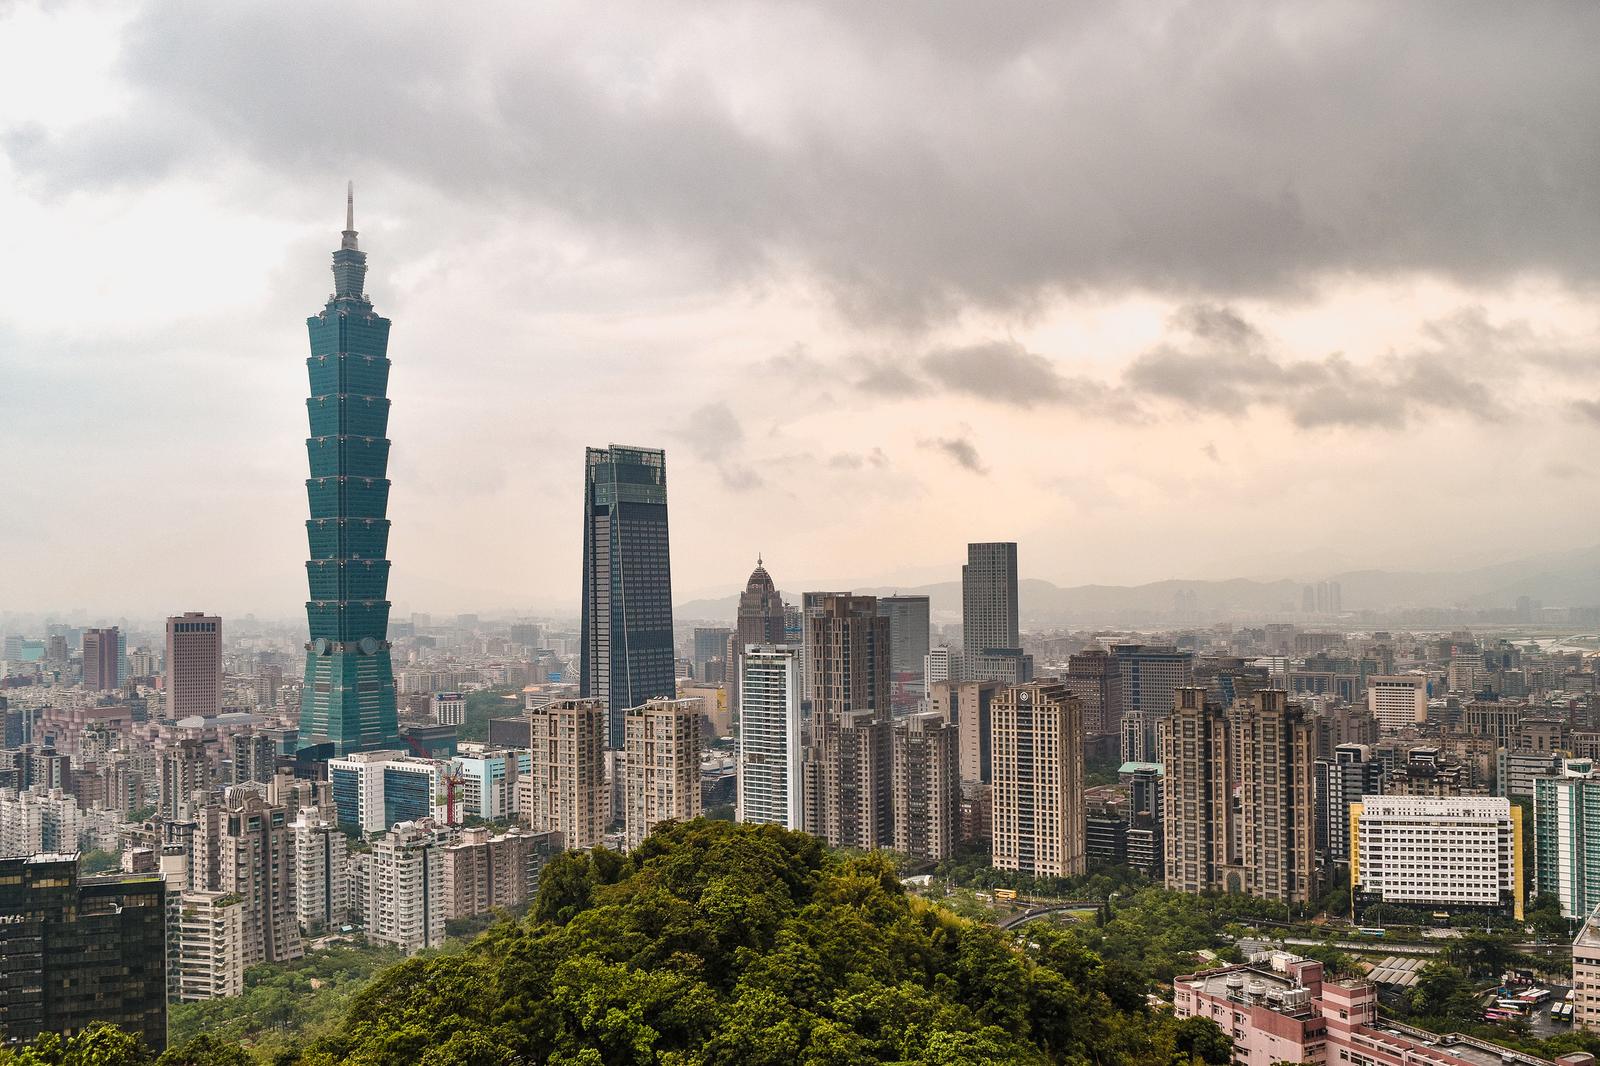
top-left (674, 543), bottom-right (1600, 627)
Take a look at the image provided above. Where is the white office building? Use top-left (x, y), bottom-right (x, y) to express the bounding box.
top-left (431, 692), bottom-right (466, 727)
top-left (1352, 794), bottom-right (1522, 918)
top-left (453, 747), bottom-right (529, 823)
top-left (736, 645), bottom-right (803, 829)
top-left (1366, 674), bottom-right (1428, 732)
top-left (328, 751), bottom-right (442, 834)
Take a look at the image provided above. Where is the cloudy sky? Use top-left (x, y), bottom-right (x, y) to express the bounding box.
top-left (3, 1), bottom-right (1599, 618)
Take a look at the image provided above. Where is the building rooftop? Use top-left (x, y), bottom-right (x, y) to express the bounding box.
top-left (1182, 965), bottom-right (1316, 1019)
top-left (1574, 909), bottom-right (1600, 951)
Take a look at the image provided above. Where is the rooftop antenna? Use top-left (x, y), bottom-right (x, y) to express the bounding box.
top-left (341, 180), bottom-right (359, 251)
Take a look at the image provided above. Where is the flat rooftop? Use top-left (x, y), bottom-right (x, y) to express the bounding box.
top-left (1368, 1021), bottom-right (1560, 1066)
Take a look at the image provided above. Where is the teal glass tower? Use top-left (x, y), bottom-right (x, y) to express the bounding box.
top-left (298, 185), bottom-right (400, 756)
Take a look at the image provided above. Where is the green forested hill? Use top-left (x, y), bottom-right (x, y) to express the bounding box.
top-left (1, 820), bottom-right (1232, 1066)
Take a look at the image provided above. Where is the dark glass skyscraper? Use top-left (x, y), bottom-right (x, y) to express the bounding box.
top-left (298, 186), bottom-right (400, 756)
top-left (580, 445), bottom-right (675, 747)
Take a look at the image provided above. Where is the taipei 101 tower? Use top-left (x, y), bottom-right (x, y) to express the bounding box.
top-left (297, 185), bottom-right (401, 756)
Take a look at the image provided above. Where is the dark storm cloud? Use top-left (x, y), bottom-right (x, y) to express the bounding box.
top-left (920, 435), bottom-right (988, 474)
top-left (9, 1), bottom-right (1600, 325)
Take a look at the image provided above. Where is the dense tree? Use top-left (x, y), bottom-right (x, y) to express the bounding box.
top-left (4, 822), bottom-right (1236, 1064)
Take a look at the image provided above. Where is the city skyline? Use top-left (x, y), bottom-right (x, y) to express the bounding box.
top-left (5, 3), bottom-right (1600, 616)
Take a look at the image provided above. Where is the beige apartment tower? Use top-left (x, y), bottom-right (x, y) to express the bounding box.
top-left (990, 682), bottom-right (1086, 877)
top-left (523, 697), bottom-right (608, 850)
top-left (165, 612), bottom-right (223, 719)
top-left (1161, 687), bottom-right (1318, 904)
top-left (892, 712), bottom-right (961, 862)
top-left (622, 697), bottom-right (704, 849)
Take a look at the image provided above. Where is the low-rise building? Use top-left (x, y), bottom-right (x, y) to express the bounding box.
top-left (1175, 955), bottom-right (1592, 1066)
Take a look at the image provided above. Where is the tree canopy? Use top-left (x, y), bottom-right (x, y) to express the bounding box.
top-left (2, 820), bottom-right (1240, 1064)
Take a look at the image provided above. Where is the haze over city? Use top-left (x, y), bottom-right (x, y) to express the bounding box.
top-left (5, 2), bottom-right (1600, 617)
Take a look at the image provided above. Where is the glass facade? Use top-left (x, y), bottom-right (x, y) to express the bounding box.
top-left (383, 766), bottom-right (433, 826)
top-left (330, 766), bottom-right (363, 830)
top-left (580, 445), bottom-right (676, 747)
top-left (297, 196), bottom-right (400, 755)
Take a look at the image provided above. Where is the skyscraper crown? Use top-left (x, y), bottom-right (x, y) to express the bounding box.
top-left (332, 181), bottom-right (368, 301)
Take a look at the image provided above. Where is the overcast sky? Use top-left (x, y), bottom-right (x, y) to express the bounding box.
top-left (3, 1), bottom-right (1599, 618)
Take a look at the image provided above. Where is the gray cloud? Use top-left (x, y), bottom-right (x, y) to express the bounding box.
top-left (827, 448), bottom-right (889, 470)
top-left (679, 401), bottom-right (743, 460)
top-left (1126, 303), bottom-right (1520, 429)
top-left (1571, 399), bottom-right (1600, 425)
top-left (8, 2), bottom-right (1600, 326)
top-left (854, 357), bottom-right (927, 397)
top-left (921, 340), bottom-right (1135, 414)
top-left (920, 435), bottom-right (987, 474)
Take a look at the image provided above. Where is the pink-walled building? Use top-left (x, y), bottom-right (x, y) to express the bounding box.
top-left (1174, 956), bottom-right (1593, 1066)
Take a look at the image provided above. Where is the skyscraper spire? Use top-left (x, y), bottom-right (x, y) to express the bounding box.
top-left (341, 180), bottom-right (359, 251)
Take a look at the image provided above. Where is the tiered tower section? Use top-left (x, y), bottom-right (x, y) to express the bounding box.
top-left (298, 186), bottom-right (400, 755)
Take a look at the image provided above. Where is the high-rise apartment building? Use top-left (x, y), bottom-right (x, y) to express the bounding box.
top-left (928, 679), bottom-right (999, 785)
top-left (806, 593), bottom-right (891, 722)
top-left (1162, 687), bottom-right (1317, 904)
top-left (82, 627), bottom-right (121, 692)
top-left (217, 793), bottom-right (304, 966)
top-left (297, 190), bottom-right (401, 757)
top-left (1064, 648), bottom-right (1122, 736)
top-left (357, 820), bottom-right (446, 954)
top-left (166, 613), bottom-right (222, 719)
top-left (622, 697), bottom-right (704, 849)
top-left (736, 644), bottom-right (803, 829)
top-left (1535, 759), bottom-right (1600, 918)
top-left (293, 809), bottom-right (349, 934)
top-left (580, 445), bottom-right (676, 748)
top-left (173, 890), bottom-right (247, 1001)
top-left (813, 709), bottom-right (893, 850)
top-left (523, 698), bottom-right (608, 850)
top-left (1366, 674), bottom-right (1428, 732)
top-left (961, 543), bottom-right (1032, 684)
top-left (1574, 912), bottom-right (1600, 1032)
top-left (231, 732), bottom-right (277, 785)
top-left (892, 712), bottom-right (960, 862)
top-left (0, 855), bottom-right (167, 1051)
top-left (441, 826), bottom-right (558, 921)
top-left (1351, 795), bottom-right (1522, 919)
top-left (804, 594), bottom-right (893, 849)
top-left (159, 738), bottom-right (213, 820)
top-left (990, 682), bottom-right (1086, 877)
